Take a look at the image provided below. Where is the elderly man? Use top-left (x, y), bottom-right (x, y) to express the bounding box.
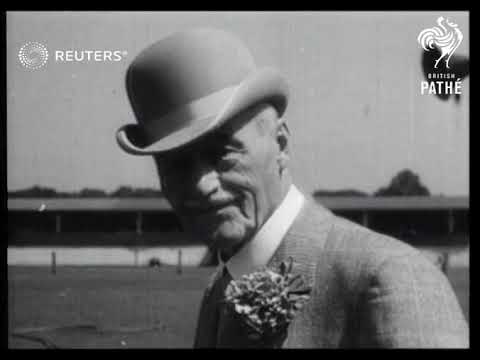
top-left (116, 28), bottom-right (468, 348)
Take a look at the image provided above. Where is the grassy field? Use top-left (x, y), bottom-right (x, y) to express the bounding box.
top-left (8, 264), bottom-right (469, 348)
top-left (8, 266), bottom-right (212, 348)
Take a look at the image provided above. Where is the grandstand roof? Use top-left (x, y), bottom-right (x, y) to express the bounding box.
top-left (7, 196), bottom-right (469, 212)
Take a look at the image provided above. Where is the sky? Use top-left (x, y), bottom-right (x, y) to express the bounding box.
top-left (7, 11), bottom-right (469, 196)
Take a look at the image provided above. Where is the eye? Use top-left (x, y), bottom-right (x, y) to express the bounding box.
top-left (203, 133), bottom-right (231, 157)
top-left (200, 135), bottom-right (236, 168)
top-left (217, 144), bottom-right (244, 170)
top-left (203, 144), bottom-right (227, 162)
top-left (217, 143), bottom-right (234, 157)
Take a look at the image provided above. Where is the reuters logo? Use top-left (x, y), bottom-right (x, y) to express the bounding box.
top-left (18, 42), bottom-right (49, 69)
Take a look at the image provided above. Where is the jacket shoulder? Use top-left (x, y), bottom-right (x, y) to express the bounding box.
top-left (294, 199), bottom-right (420, 266)
top-left (300, 200), bottom-right (431, 293)
top-left (326, 213), bottom-right (421, 265)
top-left (291, 200), bottom-right (468, 347)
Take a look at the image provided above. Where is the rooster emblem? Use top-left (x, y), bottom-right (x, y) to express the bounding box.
top-left (417, 16), bottom-right (463, 69)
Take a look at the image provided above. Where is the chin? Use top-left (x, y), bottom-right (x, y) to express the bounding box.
top-left (206, 220), bottom-right (251, 253)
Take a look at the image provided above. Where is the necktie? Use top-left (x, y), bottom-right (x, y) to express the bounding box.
top-left (194, 266), bottom-right (232, 348)
top-left (214, 267), bottom-right (233, 334)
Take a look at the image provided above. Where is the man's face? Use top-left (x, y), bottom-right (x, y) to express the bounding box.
top-left (154, 103), bottom-right (288, 256)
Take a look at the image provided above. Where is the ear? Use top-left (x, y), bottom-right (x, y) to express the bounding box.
top-left (276, 119), bottom-right (290, 172)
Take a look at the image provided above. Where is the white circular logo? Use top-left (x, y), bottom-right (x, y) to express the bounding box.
top-left (18, 42), bottom-right (49, 69)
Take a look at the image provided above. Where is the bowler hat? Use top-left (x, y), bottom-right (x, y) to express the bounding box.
top-left (116, 28), bottom-right (289, 155)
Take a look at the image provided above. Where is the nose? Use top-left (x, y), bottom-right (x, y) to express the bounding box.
top-left (188, 154), bottom-right (220, 198)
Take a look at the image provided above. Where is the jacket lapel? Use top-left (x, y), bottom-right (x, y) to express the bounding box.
top-left (267, 199), bottom-right (332, 283)
top-left (266, 199), bottom-right (334, 347)
top-left (215, 199), bottom-right (334, 348)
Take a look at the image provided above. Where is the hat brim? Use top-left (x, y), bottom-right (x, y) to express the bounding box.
top-left (116, 67), bottom-right (288, 155)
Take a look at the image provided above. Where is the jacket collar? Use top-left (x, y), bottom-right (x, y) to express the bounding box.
top-left (218, 184), bottom-right (305, 280)
top-left (266, 198), bottom-right (334, 285)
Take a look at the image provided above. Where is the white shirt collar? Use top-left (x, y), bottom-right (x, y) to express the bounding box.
top-left (218, 184), bottom-right (305, 280)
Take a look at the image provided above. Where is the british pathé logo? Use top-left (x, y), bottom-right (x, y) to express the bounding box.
top-left (418, 16), bottom-right (463, 69)
top-left (417, 17), bottom-right (467, 99)
top-left (18, 42), bottom-right (49, 69)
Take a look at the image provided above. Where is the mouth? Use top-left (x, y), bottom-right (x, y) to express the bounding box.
top-left (183, 199), bottom-right (238, 217)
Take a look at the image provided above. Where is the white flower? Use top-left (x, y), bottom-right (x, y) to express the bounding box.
top-left (224, 257), bottom-right (311, 339)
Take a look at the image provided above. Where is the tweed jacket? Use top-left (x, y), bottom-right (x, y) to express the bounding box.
top-left (193, 198), bottom-right (469, 348)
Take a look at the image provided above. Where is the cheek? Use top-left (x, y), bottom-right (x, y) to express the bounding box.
top-left (219, 165), bottom-right (257, 205)
top-left (219, 163), bottom-right (267, 224)
top-left (219, 156), bottom-right (265, 192)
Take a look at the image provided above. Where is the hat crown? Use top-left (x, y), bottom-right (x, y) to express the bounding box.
top-left (126, 28), bottom-right (257, 125)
